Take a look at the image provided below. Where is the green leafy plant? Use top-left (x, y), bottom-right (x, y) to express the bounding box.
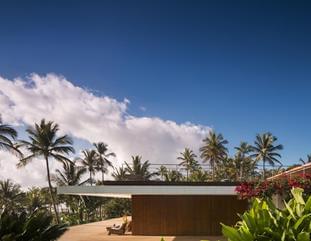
top-left (103, 198), bottom-right (131, 219)
top-left (222, 188), bottom-right (311, 241)
top-left (60, 212), bottom-right (82, 226)
top-left (0, 209), bottom-right (67, 241)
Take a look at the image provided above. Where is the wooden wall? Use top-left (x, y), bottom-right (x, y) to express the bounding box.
top-left (132, 195), bottom-right (248, 236)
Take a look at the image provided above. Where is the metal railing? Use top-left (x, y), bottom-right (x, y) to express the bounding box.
top-left (116, 162), bottom-right (295, 182)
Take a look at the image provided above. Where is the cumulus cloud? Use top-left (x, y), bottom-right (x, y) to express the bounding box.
top-left (0, 73), bottom-right (210, 187)
top-left (0, 151), bottom-right (57, 188)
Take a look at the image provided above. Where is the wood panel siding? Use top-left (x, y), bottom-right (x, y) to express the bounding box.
top-left (132, 195), bottom-right (248, 236)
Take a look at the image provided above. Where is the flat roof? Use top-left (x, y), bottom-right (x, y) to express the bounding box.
top-left (101, 181), bottom-right (239, 186)
top-left (57, 181), bottom-right (239, 198)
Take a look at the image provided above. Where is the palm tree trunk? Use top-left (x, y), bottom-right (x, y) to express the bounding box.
top-left (262, 159), bottom-right (266, 180)
top-left (186, 169), bottom-right (189, 181)
top-left (45, 155), bottom-right (60, 224)
top-left (102, 170), bottom-right (104, 182)
top-left (240, 165), bottom-right (243, 181)
top-left (99, 205), bottom-right (102, 220)
top-left (90, 172), bottom-right (92, 186)
top-left (79, 196), bottom-right (84, 223)
top-left (211, 159), bottom-right (215, 181)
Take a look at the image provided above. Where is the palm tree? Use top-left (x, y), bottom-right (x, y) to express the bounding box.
top-left (234, 142), bottom-right (253, 180)
top-left (199, 130), bottom-right (228, 180)
top-left (25, 187), bottom-right (45, 213)
top-left (164, 169), bottom-right (184, 182)
top-left (112, 166), bottom-right (127, 181)
top-left (125, 155), bottom-right (158, 181)
top-left (18, 119), bottom-right (75, 224)
top-left (189, 169), bottom-right (209, 182)
top-left (299, 154), bottom-right (311, 165)
top-left (177, 148), bottom-right (198, 181)
top-left (53, 160), bottom-right (86, 186)
top-left (157, 165), bottom-right (168, 181)
top-left (250, 132), bottom-right (283, 179)
top-left (79, 150), bottom-right (98, 186)
top-left (235, 142), bottom-right (252, 158)
top-left (0, 118), bottom-right (20, 155)
top-left (52, 161), bottom-right (87, 218)
top-left (93, 142), bottom-right (116, 182)
top-left (0, 179), bottom-right (23, 210)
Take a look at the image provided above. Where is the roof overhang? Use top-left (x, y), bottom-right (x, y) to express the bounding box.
top-left (57, 183), bottom-right (238, 198)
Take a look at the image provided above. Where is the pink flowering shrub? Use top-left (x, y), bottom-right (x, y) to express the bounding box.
top-left (236, 174), bottom-right (311, 199)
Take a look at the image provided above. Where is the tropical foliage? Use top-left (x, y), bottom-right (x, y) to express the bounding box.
top-left (189, 169), bottom-right (210, 182)
top-left (162, 169), bottom-right (184, 182)
top-left (300, 154), bottom-right (311, 164)
top-left (93, 142), bottom-right (115, 182)
top-left (200, 131), bottom-right (228, 180)
top-left (103, 198), bottom-right (131, 219)
top-left (0, 179), bottom-right (23, 211)
top-left (2, 116), bottom-right (305, 238)
top-left (112, 166), bottom-right (127, 181)
top-left (235, 174), bottom-right (311, 200)
top-left (177, 148), bottom-right (199, 181)
top-left (250, 132), bottom-right (283, 179)
top-left (0, 117), bottom-right (20, 155)
top-left (221, 188), bottom-right (311, 241)
top-left (234, 142), bottom-right (255, 181)
top-left (52, 160), bottom-right (86, 186)
top-left (79, 150), bottom-right (98, 186)
top-left (157, 165), bottom-right (169, 180)
top-left (24, 187), bottom-right (48, 213)
top-left (124, 155), bottom-right (158, 181)
top-left (0, 209), bottom-right (67, 241)
top-left (18, 119), bottom-right (75, 224)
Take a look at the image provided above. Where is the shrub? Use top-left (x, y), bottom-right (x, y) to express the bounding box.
top-left (60, 212), bottom-right (82, 226)
top-left (0, 209), bottom-right (67, 241)
top-left (236, 174), bottom-right (311, 200)
top-left (103, 198), bottom-right (131, 219)
top-left (222, 188), bottom-right (311, 241)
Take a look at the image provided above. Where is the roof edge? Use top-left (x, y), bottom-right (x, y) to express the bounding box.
top-left (101, 181), bottom-right (240, 186)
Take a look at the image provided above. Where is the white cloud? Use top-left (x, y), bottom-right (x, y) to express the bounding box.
top-left (0, 73), bottom-right (210, 187)
top-left (0, 151), bottom-right (52, 188)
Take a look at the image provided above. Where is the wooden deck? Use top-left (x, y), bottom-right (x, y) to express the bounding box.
top-left (58, 217), bottom-right (225, 241)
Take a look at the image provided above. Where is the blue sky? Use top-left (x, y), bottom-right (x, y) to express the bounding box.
top-left (1, 0), bottom-right (311, 165)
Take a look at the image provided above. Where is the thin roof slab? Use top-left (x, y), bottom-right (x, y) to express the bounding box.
top-left (57, 181), bottom-right (239, 198)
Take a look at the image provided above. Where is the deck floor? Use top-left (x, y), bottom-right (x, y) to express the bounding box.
top-left (58, 217), bottom-right (225, 241)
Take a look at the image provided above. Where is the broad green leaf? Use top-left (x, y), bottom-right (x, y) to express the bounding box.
top-left (305, 196), bottom-right (311, 211)
top-left (221, 224), bottom-right (242, 241)
top-left (294, 214), bottom-right (311, 230)
top-left (284, 201), bottom-right (296, 219)
top-left (291, 188), bottom-right (305, 205)
top-left (297, 232), bottom-right (310, 241)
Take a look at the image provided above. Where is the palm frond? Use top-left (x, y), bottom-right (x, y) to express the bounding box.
top-left (17, 154), bottom-right (37, 168)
